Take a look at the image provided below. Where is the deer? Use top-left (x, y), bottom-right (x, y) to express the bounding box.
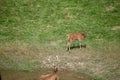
top-left (66, 32), bottom-right (87, 51)
top-left (39, 66), bottom-right (59, 80)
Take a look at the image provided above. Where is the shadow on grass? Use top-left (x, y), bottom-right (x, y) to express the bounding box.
top-left (70, 44), bottom-right (87, 50)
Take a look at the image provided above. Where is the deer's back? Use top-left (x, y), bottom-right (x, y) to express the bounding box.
top-left (67, 33), bottom-right (83, 40)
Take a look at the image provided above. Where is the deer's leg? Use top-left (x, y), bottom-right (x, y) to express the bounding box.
top-left (66, 41), bottom-right (71, 51)
top-left (79, 41), bottom-right (82, 49)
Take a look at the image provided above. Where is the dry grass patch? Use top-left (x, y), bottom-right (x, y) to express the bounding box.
top-left (106, 5), bottom-right (115, 12)
top-left (112, 26), bottom-right (120, 30)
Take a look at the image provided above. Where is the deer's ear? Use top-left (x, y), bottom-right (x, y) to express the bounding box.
top-left (53, 66), bottom-right (58, 72)
top-left (81, 32), bottom-right (87, 37)
top-left (82, 32), bottom-right (87, 35)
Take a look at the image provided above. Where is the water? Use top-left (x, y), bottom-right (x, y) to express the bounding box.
top-left (1, 69), bottom-right (92, 80)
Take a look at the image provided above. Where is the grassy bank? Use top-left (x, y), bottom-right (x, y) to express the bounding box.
top-left (0, 0), bottom-right (120, 80)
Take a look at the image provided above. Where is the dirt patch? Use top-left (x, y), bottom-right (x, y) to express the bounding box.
top-left (0, 70), bottom-right (92, 80)
top-left (49, 40), bottom-right (62, 46)
top-left (112, 26), bottom-right (120, 30)
top-left (106, 5), bottom-right (115, 12)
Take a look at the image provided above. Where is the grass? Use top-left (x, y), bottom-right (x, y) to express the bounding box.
top-left (0, 0), bottom-right (120, 80)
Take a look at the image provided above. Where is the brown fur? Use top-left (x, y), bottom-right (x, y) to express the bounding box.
top-left (66, 32), bottom-right (87, 51)
top-left (39, 66), bottom-right (59, 80)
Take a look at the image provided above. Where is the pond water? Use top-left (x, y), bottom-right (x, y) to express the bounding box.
top-left (1, 69), bottom-right (92, 80)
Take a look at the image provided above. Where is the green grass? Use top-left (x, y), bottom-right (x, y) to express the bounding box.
top-left (0, 0), bottom-right (120, 80)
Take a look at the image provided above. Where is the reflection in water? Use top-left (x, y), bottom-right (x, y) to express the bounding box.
top-left (0, 69), bottom-right (92, 80)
